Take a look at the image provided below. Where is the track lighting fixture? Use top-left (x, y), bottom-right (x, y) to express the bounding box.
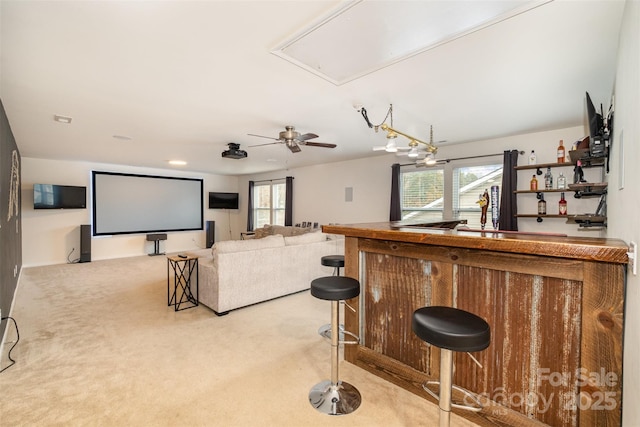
top-left (359, 104), bottom-right (438, 155)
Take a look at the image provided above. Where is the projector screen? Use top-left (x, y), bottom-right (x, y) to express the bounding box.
top-left (92, 171), bottom-right (203, 236)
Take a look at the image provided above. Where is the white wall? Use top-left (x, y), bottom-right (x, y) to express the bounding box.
top-left (238, 125), bottom-right (603, 238)
top-left (609, 1), bottom-right (640, 424)
top-left (21, 158), bottom-right (241, 266)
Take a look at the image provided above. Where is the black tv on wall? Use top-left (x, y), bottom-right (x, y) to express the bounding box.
top-left (209, 192), bottom-right (239, 209)
top-left (34, 184), bottom-right (86, 209)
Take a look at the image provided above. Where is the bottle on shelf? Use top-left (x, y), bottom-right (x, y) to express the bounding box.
top-left (528, 150), bottom-right (537, 165)
top-left (557, 139), bottom-right (566, 163)
top-left (530, 174), bottom-right (538, 191)
top-left (559, 193), bottom-right (567, 215)
top-left (538, 196), bottom-right (547, 215)
top-left (544, 167), bottom-right (553, 190)
top-left (557, 172), bottom-right (567, 189)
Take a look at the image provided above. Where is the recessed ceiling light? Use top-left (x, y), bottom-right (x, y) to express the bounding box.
top-left (168, 160), bottom-right (187, 166)
top-left (112, 135), bottom-right (133, 141)
top-left (54, 114), bottom-right (72, 124)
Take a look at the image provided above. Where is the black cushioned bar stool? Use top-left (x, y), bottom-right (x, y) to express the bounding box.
top-left (412, 306), bottom-right (490, 427)
top-left (321, 255), bottom-right (344, 276)
top-left (318, 255), bottom-right (358, 344)
top-left (309, 276), bottom-right (361, 415)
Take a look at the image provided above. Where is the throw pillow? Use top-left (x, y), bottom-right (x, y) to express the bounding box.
top-left (253, 225), bottom-right (272, 239)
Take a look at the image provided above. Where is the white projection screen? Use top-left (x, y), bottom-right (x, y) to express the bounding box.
top-left (92, 171), bottom-right (203, 236)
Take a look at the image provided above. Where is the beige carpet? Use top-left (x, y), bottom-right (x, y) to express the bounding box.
top-left (1, 255), bottom-right (480, 426)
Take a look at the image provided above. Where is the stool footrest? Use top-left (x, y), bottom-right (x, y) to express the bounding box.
top-left (423, 381), bottom-right (483, 412)
top-left (317, 324), bottom-right (360, 345)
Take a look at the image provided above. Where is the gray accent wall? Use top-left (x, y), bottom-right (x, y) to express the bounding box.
top-left (0, 98), bottom-right (22, 338)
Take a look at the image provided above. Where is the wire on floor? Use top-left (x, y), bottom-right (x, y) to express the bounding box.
top-left (1, 316), bottom-right (19, 373)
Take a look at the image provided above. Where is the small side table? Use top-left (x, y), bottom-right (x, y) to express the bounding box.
top-left (167, 255), bottom-right (199, 311)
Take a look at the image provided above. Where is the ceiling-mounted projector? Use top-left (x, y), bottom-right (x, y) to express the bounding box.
top-left (221, 143), bottom-right (247, 159)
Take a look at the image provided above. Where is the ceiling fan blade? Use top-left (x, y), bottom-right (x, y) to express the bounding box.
top-left (247, 133), bottom-right (280, 141)
top-left (296, 132), bottom-right (319, 142)
top-left (287, 141), bottom-right (302, 153)
top-left (248, 142), bottom-right (279, 148)
top-left (303, 142), bottom-right (336, 149)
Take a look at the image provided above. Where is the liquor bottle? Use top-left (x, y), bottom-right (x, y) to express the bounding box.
top-left (530, 174), bottom-right (538, 191)
top-left (557, 139), bottom-right (566, 163)
top-left (559, 193), bottom-right (567, 215)
top-left (557, 172), bottom-right (567, 189)
top-left (538, 196), bottom-right (547, 215)
top-left (528, 150), bottom-right (537, 165)
top-left (544, 167), bottom-right (553, 189)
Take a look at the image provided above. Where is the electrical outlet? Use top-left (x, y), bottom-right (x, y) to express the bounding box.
top-left (13, 265), bottom-right (17, 277)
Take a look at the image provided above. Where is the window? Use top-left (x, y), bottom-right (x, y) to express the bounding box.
top-left (452, 164), bottom-right (503, 228)
top-left (253, 180), bottom-right (286, 229)
top-left (400, 162), bottom-right (503, 228)
top-left (401, 168), bottom-right (444, 222)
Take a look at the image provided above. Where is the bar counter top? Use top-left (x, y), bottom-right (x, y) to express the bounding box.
top-left (323, 222), bottom-right (629, 264)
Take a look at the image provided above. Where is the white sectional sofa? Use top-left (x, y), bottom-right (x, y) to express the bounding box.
top-left (190, 231), bottom-right (344, 315)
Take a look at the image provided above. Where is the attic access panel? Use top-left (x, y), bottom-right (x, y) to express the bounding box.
top-left (272, 0), bottom-right (550, 85)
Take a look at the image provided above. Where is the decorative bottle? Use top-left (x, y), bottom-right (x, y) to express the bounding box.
top-left (544, 167), bottom-right (553, 190)
top-left (557, 172), bottom-right (567, 189)
top-left (559, 193), bottom-right (567, 215)
top-left (538, 196), bottom-right (547, 215)
top-left (528, 150), bottom-right (537, 165)
top-left (557, 139), bottom-right (566, 163)
top-left (530, 174), bottom-right (538, 191)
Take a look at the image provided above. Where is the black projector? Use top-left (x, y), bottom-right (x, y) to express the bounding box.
top-left (221, 143), bottom-right (247, 159)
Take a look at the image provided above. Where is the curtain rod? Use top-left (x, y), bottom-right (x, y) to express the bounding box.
top-left (399, 151), bottom-right (524, 167)
top-left (252, 176), bottom-right (292, 184)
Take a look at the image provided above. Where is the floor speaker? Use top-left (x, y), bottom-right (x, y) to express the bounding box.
top-left (80, 224), bottom-right (91, 263)
top-left (206, 220), bottom-right (215, 248)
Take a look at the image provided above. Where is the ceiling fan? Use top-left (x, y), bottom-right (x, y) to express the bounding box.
top-left (248, 125), bottom-right (336, 153)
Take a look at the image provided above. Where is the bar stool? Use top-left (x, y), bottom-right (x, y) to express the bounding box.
top-left (412, 306), bottom-right (490, 427)
top-left (318, 255), bottom-right (356, 342)
top-left (309, 276), bottom-right (361, 415)
top-left (321, 255), bottom-right (344, 276)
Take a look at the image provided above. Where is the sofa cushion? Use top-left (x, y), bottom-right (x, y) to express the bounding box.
top-left (213, 234), bottom-right (285, 254)
top-left (284, 231), bottom-right (326, 246)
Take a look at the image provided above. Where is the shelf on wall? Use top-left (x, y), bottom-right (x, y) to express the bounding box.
top-left (514, 189), bottom-right (570, 194)
top-left (516, 214), bottom-right (572, 219)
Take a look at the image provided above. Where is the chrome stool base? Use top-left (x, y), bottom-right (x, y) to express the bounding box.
top-left (309, 380), bottom-right (362, 415)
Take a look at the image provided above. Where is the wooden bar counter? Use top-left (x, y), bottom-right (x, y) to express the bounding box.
top-left (323, 222), bottom-right (628, 427)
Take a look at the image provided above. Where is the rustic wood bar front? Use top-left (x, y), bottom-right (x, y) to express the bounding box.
top-left (323, 222), bottom-right (628, 427)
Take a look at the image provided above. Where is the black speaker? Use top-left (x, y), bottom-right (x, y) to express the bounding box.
top-left (80, 224), bottom-right (91, 263)
top-left (206, 221), bottom-right (215, 248)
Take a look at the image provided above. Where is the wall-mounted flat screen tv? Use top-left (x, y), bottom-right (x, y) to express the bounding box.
top-left (34, 184), bottom-right (87, 209)
top-left (209, 192), bottom-right (239, 209)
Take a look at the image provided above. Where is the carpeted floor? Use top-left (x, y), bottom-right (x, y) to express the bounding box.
top-left (0, 255), bottom-right (479, 426)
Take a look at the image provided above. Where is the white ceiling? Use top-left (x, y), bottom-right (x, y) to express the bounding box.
top-left (0, 0), bottom-right (625, 176)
